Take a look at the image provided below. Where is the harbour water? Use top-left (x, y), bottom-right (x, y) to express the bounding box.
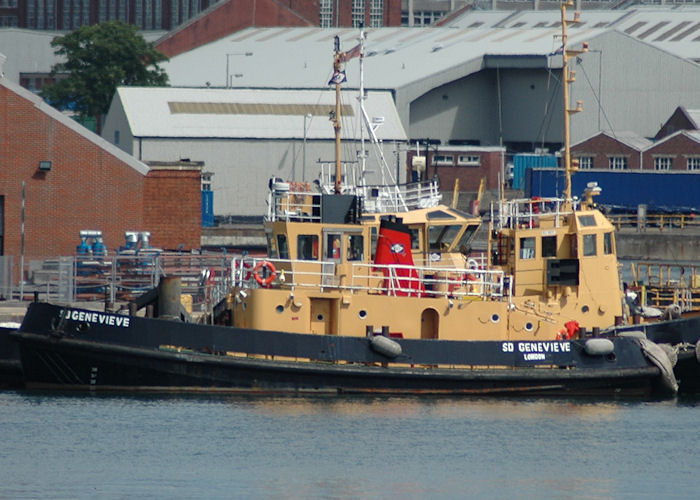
top-left (1, 392), bottom-right (697, 499)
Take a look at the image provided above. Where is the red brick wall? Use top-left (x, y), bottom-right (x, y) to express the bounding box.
top-left (143, 169), bottom-right (202, 251)
top-left (571, 134), bottom-right (643, 170)
top-left (406, 149), bottom-right (503, 191)
top-left (0, 84), bottom-right (203, 263)
top-left (643, 134), bottom-right (700, 171)
top-left (156, 0), bottom-right (314, 58)
top-left (0, 85), bottom-right (145, 258)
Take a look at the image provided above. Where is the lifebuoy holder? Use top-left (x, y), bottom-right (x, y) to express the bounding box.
top-left (253, 260), bottom-right (277, 287)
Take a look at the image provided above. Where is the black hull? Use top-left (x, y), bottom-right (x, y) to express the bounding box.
top-left (0, 327), bottom-right (23, 388)
top-left (612, 316), bottom-right (700, 393)
top-left (10, 302), bottom-right (671, 397)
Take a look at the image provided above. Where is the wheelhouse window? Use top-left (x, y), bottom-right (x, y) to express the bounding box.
top-left (277, 234), bottom-right (289, 260)
top-left (609, 156), bottom-right (628, 170)
top-left (583, 234), bottom-right (597, 256)
top-left (297, 235), bottom-right (319, 260)
top-left (326, 234), bottom-right (341, 260)
top-left (409, 227), bottom-right (421, 250)
top-left (654, 156), bottom-right (672, 171)
top-left (578, 215), bottom-right (596, 227)
top-left (604, 232), bottom-right (613, 255)
top-left (347, 234), bottom-right (364, 261)
top-left (429, 224), bottom-right (462, 252)
top-left (520, 237), bottom-right (535, 260)
top-left (542, 235), bottom-right (557, 258)
top-left (456, 224), bottom-right (479, 254)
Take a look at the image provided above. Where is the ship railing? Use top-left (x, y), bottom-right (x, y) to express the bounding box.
top-left (491, 197), bottom-right (575, 230)
top-left (232, 256), bottom-right (509, 301)
top-left (266, 178), bottom-right (443, 222)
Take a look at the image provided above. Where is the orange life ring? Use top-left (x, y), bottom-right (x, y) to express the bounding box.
top-left (253, 261), bottom-right (277, 287)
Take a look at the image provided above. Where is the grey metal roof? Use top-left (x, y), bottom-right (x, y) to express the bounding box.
top-left (163, 24), bottom-right (600, 91)
top-left (444, 7), bottom-right (700, 62)
top-left (573, 130), bottom-right (652, 151)
top-left (114, 87), bottom-right (406, 141)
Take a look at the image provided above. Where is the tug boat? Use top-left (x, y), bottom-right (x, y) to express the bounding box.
top-left (9, 2), bottom-right (679, 396)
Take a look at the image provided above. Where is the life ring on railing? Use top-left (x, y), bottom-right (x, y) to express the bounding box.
top-left (253, 261), bottom-right (277, 287)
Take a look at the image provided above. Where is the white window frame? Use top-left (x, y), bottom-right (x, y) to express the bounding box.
top-left (654, 156), bottom-right (672, 171)
top-left (608, 156), bottom-right (628, 170)
top-left (433, 154), bottom-right (454, 167)
top-left (320, 0), bottom-right (333, 27)
top-left (457, 155), bottom-right (481, 167)
top-left (687, 157), bottom-right (700, 171)
top-left (577, 155), bottom-right (593, 169)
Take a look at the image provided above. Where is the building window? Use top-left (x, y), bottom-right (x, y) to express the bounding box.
top-left (369, 0), bottom-right (383, 27)
top-left (654, 157), bottom-right (672, 171)
top-left (114, 130), bottom-right (120, 145)
top-left (433, 155), bottom-right (454, 166)
top-left (320, 0), bottom-right (333, 27)
top-left (609, 156), bottom-right (628, 170)
top-left (352, 0), bottom-right (364, 28)
top-left (687, 157), bottom-right (700, 171)
top-left (577, 156), bottom-right (593, 169)
top-left (457, 155), bottom-right (481, 167)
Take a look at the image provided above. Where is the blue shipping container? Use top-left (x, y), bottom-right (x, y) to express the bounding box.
top-left (201, 190), bottom-right (214, 227)
top-left (526, 168), bottom-right (700, 213)
top-left (512, 154), bottom-right (558, 189)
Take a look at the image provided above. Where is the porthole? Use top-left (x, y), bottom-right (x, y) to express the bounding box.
top-left (581, 305), bottom-right (590, 313)
top-left (524, 322), bottom-right (534, 332)
top-left (317, 314), bottom-right (324, 321)
top-left (76, 322), bottom-right (90, 332)
top-left (358, 310), bottom-right (367, 319)
top-left (275, 305), bottom-right (284, 313)
top-left (491, 314), bottom-right (500, 324)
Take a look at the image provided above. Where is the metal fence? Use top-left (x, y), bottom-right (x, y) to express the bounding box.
top-left (4, 252), bottom-right (233, 314)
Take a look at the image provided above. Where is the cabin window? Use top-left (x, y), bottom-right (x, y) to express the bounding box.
top-left (604, 232), bottom-right (613, 255)
top-left (347, 234), bottom-right (364, 261)
top-left (456, 224), bottom-right (479, 254)
top-left (297, 235), bottom-right (319, 260)
top-left (519, 237), bottom-right (535, 260)
top-left (583, 234), bottom-right (597, 256)
top-left (429, 224), bottom-right (462, 251)
top-left (409, 227), bottom-right (421, 250)
top-left (578, 215), bottom-right (596, 227)
top-left (326, 234), bottom-right (341, 260)
top-left (542, 236), bottom-right (556, 258)
top-left (277, 235), bottom-right (289, 260)
top-left (370, 227), bottom-right (378, 259)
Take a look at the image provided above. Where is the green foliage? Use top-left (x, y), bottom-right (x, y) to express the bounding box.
top-left (42, 21), bottom-right (169, 128)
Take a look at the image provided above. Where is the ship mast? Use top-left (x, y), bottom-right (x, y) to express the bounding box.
top-left (560, 1), bottom-right (586, 207)
top-left (332, 36), bottom-right (343, 194)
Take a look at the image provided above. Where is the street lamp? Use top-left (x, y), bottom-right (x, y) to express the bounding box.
top-left (225, 52), bottom-right (253, 88)
top-left (303, 113), bottom-right (312, 182)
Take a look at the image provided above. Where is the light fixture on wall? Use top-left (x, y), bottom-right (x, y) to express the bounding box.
top-left (38, 161), bottom-right (51, 171)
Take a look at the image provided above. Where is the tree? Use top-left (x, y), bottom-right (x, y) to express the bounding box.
top-left (42, 21), bottom-right (169, 133)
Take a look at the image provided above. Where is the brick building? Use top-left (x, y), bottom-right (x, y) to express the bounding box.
top-left (155, 0), bottom-right (403, 58)
top-left (642, 130), bottom-right (700, 172)
top-left (0, 70), bottom-right (202, 264)
top-left (571, 131), bottom-right (651, 171)
top-left (406, 145), bottom-right (505, 192)
top-left (654, 106), bottom-right (700, 141)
